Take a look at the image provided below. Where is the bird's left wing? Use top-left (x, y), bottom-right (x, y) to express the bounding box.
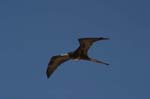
top-left (46, 54), bottom-right (70, 78)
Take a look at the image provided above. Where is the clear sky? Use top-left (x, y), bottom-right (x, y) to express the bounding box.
top-left (0, 0), bottom-right (150, 99)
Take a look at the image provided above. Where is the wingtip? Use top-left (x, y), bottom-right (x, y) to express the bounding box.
top-left (99, 37), bottom-right (110, 40)
top-left (105, 63), bottom-right (110, 66)
top-left (47, 76), bottom-right (50, 79)
top-left (46, 74), bottom-right (50, 79)
top-left (46, 71), bottom-right (50, 79)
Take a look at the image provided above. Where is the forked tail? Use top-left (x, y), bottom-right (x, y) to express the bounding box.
top-left (90, 58), bottom-right (109, 65)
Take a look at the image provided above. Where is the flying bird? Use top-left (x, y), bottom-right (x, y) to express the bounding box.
top-left (46, 37), bottom-right (109, 78)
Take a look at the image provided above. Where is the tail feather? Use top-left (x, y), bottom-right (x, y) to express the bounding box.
top-left (90, 58), bottom-right (109, 65)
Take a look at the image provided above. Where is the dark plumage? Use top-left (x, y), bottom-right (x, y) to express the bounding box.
top-left (46, 37), bottom-right (109, 78)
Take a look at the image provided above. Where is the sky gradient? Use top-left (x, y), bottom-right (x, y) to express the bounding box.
top-left (0, 0), bottom-right (150, 99)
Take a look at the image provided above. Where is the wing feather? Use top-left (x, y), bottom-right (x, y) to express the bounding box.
top-left (77, 37), bottom-right (109, 54)
top-left (46, 54), bottom-right (70, 78)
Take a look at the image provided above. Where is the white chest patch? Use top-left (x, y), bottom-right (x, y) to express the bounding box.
top-left (73, 59), bottom-right (80, 61)
top-left (60, 53), bottom-right (68, 56)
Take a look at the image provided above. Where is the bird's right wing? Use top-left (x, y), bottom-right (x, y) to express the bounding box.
top-left (46, 54), bottom-right (70, 78)
top-left (77, 37), bottom-right (109, 54)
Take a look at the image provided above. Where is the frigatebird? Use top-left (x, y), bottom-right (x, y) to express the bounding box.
top-left (46, 37), bottom-right (109, 78)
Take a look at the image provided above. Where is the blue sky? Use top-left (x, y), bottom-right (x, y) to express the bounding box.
top-left (0, 0), bottom-right (150, 98)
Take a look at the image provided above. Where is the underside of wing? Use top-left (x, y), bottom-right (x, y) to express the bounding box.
top-left (77, 37), bottom-right (108, 54)
top-left (78, 38), bottom-right (100, 54)
top-left (46, 54), bottom-right (70, 78)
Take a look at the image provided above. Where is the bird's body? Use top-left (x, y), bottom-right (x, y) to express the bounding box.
top-left (46, 37), bottom-right (109, 78)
